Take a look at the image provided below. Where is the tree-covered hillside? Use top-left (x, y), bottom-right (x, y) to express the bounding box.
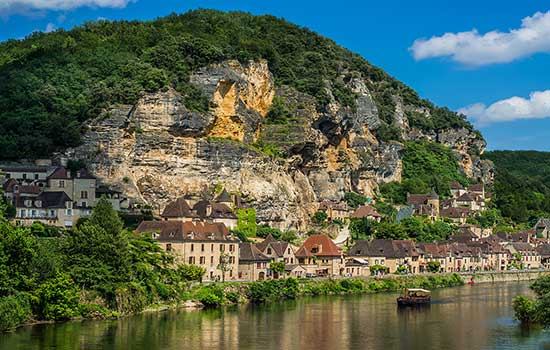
top-left (0, 9), bottom-right (474, 159)
top-left (483, 151), bottom-right (550, 223)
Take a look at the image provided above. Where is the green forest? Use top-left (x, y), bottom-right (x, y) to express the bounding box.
top-left (0, 9), bottom-right (472, 159)
top-left (483, 150), bottom-right (550, 223)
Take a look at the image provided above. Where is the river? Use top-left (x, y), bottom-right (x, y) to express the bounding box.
top-left (1, 281), bottom-right (550, 350)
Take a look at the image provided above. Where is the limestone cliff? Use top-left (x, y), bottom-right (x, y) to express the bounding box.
top-left (63, 59), bottom-right (492, 230)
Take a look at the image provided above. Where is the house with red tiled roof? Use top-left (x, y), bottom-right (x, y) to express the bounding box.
top-left (295, 234), bottom-right (343, 276)
top-left (136, 220), bottom-right (239, 281)
top-left (351, 205), bottom-right (382, 222)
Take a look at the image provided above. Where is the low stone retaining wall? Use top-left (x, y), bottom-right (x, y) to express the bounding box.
top-left (460, 270), bottom-right (550, 284)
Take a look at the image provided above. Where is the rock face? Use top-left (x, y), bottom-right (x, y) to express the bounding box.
top-left (64, 59), bottom-right (492, 230)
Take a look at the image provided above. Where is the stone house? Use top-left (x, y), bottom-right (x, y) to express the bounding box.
top-left (295, 234), bottom-right (343, 276)
top-left (14, 191), bottom-right (84, 227)
top-left (161, 196), bottom-right (238, 229)
top-left (449, 181), bottom-right (467, 198)
top-left (1, 165), bottom-right (50, 183)
top-left (284, 264), bottom-right (307, 278)
top-left (96, 186), bottom-right (129, 211)
top-left (255, 234), bottom-right (297, 265)
top-left (351, 205), bottom-right (382, 222)
top-left (136, 221), bottom-right (240, 281)
top-left (348, 239), bottom-right (420, 274)
top-left (505, 242), bottom-right (542, 269)
top-left (535, 219), bottom-right (550, 239)
top-left (45, 167), bottom-right (97, 209)
top-left (238, 243), bottom-right (270, 281)
top-left (455, 192), bottom-right (485, 211)
top-left (343, 257), bottom-right (371, 277)
top-left (440, 207), bottom-right (470, 224)
top-left (416, 243), bottom-right (451, 273)
top-left (318, 200), bottom-right (350, 221)
top-left (536, 243), bottom-right (550, 268)
top-left (449, 243), bottom-right (483, 272)
top-left (407, 192), bottom-right (440, 221)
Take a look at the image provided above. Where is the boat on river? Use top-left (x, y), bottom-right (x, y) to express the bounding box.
top-left (397, 288), bottom-right (431, 306)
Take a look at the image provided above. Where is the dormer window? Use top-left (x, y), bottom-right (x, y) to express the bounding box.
top-left (169, 231), bottom-right (175, 238)
top-left (35, 200), bottom-right (42, 208)
top-left (24, 200), bottom-right (32, 207)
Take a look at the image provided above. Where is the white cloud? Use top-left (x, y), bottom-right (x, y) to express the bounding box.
top-left (44, 21), bottom-right (55, 32)
top-left (0, 0), bottom-right (133, 16)
top-left (411, 11), bottom-right (550, 65)
top-left (458, 90), bottom-right (550, 126)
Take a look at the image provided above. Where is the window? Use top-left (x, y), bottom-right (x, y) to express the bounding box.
top-left (229, 244), bottom-right (234, 252)
top-left (201, 244), bottom-right (205, 252)
top-left (211, 244), bottom-right (214, 252)
top-left (229, 270), bottom-right (233, 277)
top-left (166, 244), bottom-right (172, 252)
top-left (65, 209), bottom-right (73, 216)
top-left (200, 256), bottom-right (205, 264)
top-left (191, 244), bottom-right (194, 252)
top-left (34, 174), bottom-right (39, 180)
top-left (267, 248), bottom-right (272, 254)
top-left (81, 191), bottom-right (88, 199)
top-left (49, 210), bottom-right (55, 217)
top-left (211, 256), bottom-right (214, 264)
top-left (22, 174), bottom-right (27, 180)
top-left (188, 257), bottom-right (195, 264)
top-left (5, 173), bottom-right (10, 179)
top-left (221, 244), bottom-right (225, 252)
top-left (257, 262), bottom-right (262, 268)
top-left (59, 180), bottom-right (65, 188)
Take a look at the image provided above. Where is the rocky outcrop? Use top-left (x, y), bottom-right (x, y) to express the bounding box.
top-left (64, 59), bottom-right (492, 230)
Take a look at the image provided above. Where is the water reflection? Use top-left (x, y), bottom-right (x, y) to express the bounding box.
top-left (2, 282), bottom-right (550, 350)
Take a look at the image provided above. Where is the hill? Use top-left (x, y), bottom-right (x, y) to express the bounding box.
top-left (0, 10), bottom-right (491, 228)
top-left (483, 151), bottom-right (550, 223)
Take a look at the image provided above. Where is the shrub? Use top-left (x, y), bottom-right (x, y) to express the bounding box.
top-left (513, 295), bottom-right (535, 324)
top-left (79, 304), bottom-right (117, 319)
top-left (312, 211), bottom-right (328, 224)
top-left (426, 261), bottom-right (442, 273)
top-left (35, 274), bottom-right (80, 321)
top-left (195, 285), bottom-right (224, 308)
top-left (0, 293), bottom-right (32, 331)
top-left (178, 265), bottom-right (206, 282)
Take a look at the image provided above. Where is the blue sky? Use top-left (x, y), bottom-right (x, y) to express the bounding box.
top-left (1, 0), bottom-right (550, 151)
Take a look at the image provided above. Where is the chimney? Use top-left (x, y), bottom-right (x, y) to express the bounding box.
top-left (206, 204), bottom-right (212, 217)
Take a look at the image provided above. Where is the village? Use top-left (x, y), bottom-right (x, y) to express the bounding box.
top-left (2, 160), bottom-right (550, 282)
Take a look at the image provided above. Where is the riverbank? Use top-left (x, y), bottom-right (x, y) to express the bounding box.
top-left (461, 270), bottom-right (550, 284)
top-left (6, 271), bottom-right (548, 332)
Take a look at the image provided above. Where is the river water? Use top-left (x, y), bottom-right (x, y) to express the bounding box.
top-left (2, 281), bottom-right (550, 350)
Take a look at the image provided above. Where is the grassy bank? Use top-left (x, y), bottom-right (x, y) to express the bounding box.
top-left (187, 273), bottom-right (465, 308)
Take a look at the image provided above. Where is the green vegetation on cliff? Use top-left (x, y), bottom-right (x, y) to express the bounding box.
top-left (0, 9), bottom-right (474, 159)
top-left (483, 151), bottom-right (550, 223)
top-left (380, 141), bottom-right (468, 203)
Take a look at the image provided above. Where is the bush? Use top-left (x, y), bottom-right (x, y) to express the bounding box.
top-left (0, 293), bottom-right (32, 331)
top-left (312, 211), bottom-right (328, 224)
top-left (513, 295), bottom-right (535, 324)
top-left (426, 261), bottom-right (442, 273)
top-left (178, 265), bottom-right (206, 282)
top-left (78, 304), bottom-right (117, 319)
top-left (195, 285), bottom-right (224, 308)
top-left (35, 274), bottom-right (80, 321)
top-left (344, 192), bottom-right (368, 209)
